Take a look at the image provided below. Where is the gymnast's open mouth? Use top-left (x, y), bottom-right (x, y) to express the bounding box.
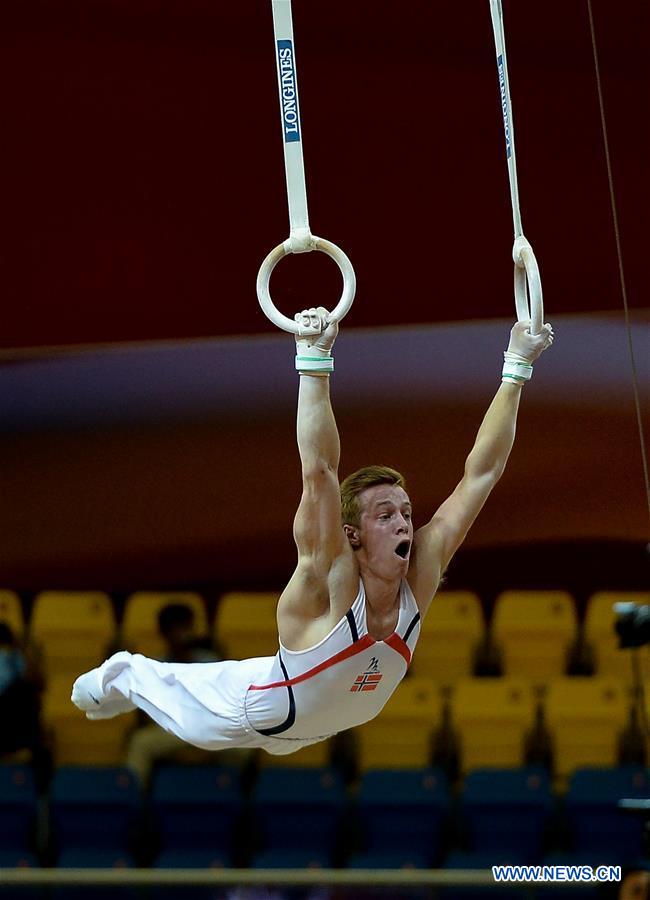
top-left (395, 540), bottom-right (411, 559)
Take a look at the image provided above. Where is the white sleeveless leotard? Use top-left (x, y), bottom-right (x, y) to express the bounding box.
top-left (80, 578), bottom-right (421, 756)
top-left (243, 577), bottom-right (421, 745)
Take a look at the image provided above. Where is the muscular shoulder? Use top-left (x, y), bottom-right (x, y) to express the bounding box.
top-left (406, 524), bottom-right (445, 616)
top-left (278, 551), bottom-right (359, 650)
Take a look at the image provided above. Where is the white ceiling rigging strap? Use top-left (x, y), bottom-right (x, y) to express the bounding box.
top-left (256, 0), bottom-right (356, 336)
top-left (489, 0), bottom-right (544, 336)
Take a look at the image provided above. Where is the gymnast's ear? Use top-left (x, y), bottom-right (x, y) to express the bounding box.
top-left (343, 524), bottom-right (361, 547)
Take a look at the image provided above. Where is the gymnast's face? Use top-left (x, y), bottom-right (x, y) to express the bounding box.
top-left (350, 484), bottom-right (413, 576)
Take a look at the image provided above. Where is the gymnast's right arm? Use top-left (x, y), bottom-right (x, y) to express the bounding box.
top-left (291, 308), bottom-right (346, 582)
top-left (276, 308), bottom-right (348, 638)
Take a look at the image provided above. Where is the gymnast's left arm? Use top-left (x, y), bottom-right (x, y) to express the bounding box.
top-left (409, 320), bottom-right (554, 612)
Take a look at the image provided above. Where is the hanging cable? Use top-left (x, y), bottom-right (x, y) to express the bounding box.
top-left (586, 0), bottom-right (650, 534)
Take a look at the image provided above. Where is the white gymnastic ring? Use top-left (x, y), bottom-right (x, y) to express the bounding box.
top-left (513, 236), bottom-right (543, 336)
top-left (256, 235), bottom-right (356, 334)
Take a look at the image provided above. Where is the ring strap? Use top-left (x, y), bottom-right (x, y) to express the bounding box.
top-left (489, 0), bottom-right (522, 238)
top-left (256, 1), bottom-right (357, 334)
top-left (489, 0), bottom-right (544, 336)
top-left (271, 0), bottom-right (312, 253)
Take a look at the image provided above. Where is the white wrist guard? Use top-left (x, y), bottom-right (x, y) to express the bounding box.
top-left (502, 350), bottom-right (533, 384)
top-left (295, 348), bottom-right (334, 375)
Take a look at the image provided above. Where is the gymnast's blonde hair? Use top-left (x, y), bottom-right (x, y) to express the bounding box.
top-left (340, 465), bottom-right (406, 528)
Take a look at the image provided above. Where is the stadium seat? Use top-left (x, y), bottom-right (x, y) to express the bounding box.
top-left (460, 767), bottom-right (552, 861)
top-left (491, 591), bottom-right (578, 682)
top-left (355, 768), bottom-right (450, 859)
top-left (0, 590), bottom-right (25, 638)
top-left (450, 677), bottom-right (536, 773)
top-left (122, 591), bottom-right (208, 659)
top-left (585, 592), bottom-right (650, 682)
top-left (444, 850), bottom-right (527, 867)
top-left (347, 849), bottom-right (431, 869)
top-left (153, 848), bottom-right (232, 868)
top-left (44, 675), bottom-right (136, 766)
top-left (151, 765), bottom-right (242, 853)
top-left (355, 677), bottom-right (443, 770)
top-left (0, 765), bottom-right (37, 852)
top-left (56, 848), bottom-right (135, 867)
top-left (564, 767), bottom-right (650, 862)
top-left (544, 677), bottom-right (628, 780)
top-left (214, 591), bottom-right (279, 660)
top-left (251, 767), bottom-right (345, 855)
top-left (50, 767), bottom-right (139, 852)
top-left (0, 849), bottom-right (39, 867)
top-left (409, 591), bottom-right (484, 683)
top-left (250, 848), bottom-right (330, 868)
top-left (30, 591), bottom-right (116, 677)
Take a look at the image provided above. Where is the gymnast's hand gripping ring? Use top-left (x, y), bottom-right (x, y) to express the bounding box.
top-left (256, 236), bottom-right (356, 335)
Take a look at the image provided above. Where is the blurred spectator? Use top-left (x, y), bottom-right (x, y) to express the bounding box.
top-left (154, 602), bottom-right (217, 663)
top-left (125, 603), bottom-right (252, 786)
top-left (0, 622), bottom-right (48, 775)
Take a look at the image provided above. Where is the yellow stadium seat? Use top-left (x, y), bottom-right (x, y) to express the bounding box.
top-left (451, 677), bottom-right (536, 773)
top-left (585, 592), bottom-right (650, 682)
top-left (44, 676), bottom-right (136, 766)
top-left (544, 676), bottom-right (628, 781)
top-left (30, 591), bottom-right (116, 677)
top-left (355, 677), bottom-right (443, 770)
top-left (215, 592), bottom-right (279, 660)
top-left (492, 591), bottom-right (578, 682)
top-left (0, 590), bottom-right (25, 639)
top-left (122, 591), bottom-right (208, 659)
top-left (260, 739), bottom-right (332, 769)
top-left (410, 591), bottom-right (484, 683)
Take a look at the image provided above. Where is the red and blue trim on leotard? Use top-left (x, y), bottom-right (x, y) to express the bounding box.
top-left (249, 608), bottom-right (420, 736)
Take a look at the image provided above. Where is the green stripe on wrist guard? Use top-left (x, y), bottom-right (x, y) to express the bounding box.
top-left (502, 360), bottom-right (533, 382)
top-left (296, 355), bottom-right (334, 373)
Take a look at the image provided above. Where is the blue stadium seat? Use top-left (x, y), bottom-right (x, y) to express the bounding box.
top-left (356, 768), bottom-right (450, 859)
top-left (251, 768), bottom-right (345, 855)
top-left (153, 848), bottom-right (232, 868)
top-left (565, 767), bottom-right (650, 862)
top-left (56, 848), bottom-right (135, 867)
top-left (444, 849), bottom-right (528, 868)
top-left (0, 764), bottom-right (37, 852)
top-left (460, 768), bottom-right (553, 861)
top-left (347, 849), bottom-right (431, 869)
top-left (0, 850), bottom-right (39, 867)
top-left (151, 765), bottom-right (242, 853)
top-left (50, 767), bottom-right (139, 851)
top-left (250, 848), bottom-right (331, 869)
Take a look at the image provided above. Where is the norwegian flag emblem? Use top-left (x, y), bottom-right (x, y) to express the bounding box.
top-left (350, 657), bottom-right (383, 692)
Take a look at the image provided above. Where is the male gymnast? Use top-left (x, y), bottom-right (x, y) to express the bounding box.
top-left (72, 308), bottom-right (553, 755)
